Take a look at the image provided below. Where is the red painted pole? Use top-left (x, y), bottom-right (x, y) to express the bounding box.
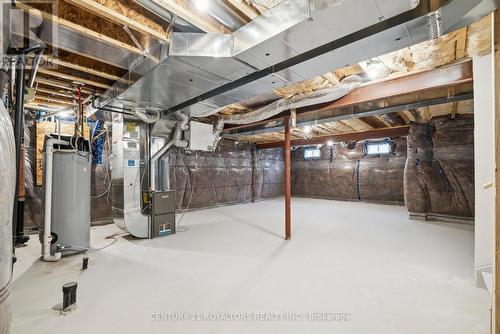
top-left (284, 116), bottom-right (291, 240)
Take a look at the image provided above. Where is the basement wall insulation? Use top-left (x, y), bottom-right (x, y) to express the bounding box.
top-left (291, 138), bottom-right (408, 204)
top-left (168, 140), bottom-right (284, 210)
top-left (405, 115), bottom-right (475, 220)
top-left (22, 116), bottom-right (475, 231)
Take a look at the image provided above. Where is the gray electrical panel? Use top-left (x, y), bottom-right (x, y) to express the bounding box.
top-left (151, 191), bottom-right (176, 237)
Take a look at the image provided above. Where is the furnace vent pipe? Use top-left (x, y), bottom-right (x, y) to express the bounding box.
top-left (151, 115), bottom-right (191, 189)
top-left (42, 138), bottom-right (68, 262)
top-left (151, 139), bottom-right (174, 191)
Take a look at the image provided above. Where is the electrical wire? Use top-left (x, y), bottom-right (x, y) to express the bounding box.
top-left (90, 130), bottom-right (112, 200)
top-left (88, 232), bottom-right (129, 252)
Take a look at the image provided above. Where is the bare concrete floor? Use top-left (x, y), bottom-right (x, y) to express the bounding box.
top-left (11, 198), bottom-right (490, 334)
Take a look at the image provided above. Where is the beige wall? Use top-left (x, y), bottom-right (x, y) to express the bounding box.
top-left (473, 53), bottom-right (495, 289)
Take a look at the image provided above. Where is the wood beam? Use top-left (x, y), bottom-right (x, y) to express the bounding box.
top-left (358, 116), bottom-right (387, 129)
top-left (35, 87), bottom-right (75, 99)
top-left (150, 0), bottom-right (232, 33)
top-left (222, 0), bottom-right (260, 20)
top-left (215, 0), bottom-right (248, 25)
top-left (35, 77), bottom-right (99, 95)
top-left (37, 68), bottom-right (112, 89)
top-left (257, 126), bottom-right (410, 149)
top-left (35, 96), bottom-right (76, 106)
top-left (319, 60), bottom-right (473, 112)
top-left (62, 0), bottom-right (169, 41)
top-left (224, 61), bottom-right (473, 134)
top-left (16, 2), bottom-right (144, 55)
top-left (284, 116), bottom-right (291, 240)
top-left (41, 56), bottom-right (122, 82)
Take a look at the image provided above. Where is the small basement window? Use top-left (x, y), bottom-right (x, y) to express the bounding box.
top-left (365, 140), bottom-right (393, 156)
top-left (304, 147), bottom-right (321, 160)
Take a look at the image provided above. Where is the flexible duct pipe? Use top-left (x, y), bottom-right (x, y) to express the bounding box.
top-left (173, 115), bottom-right (189, 148)
top-left (42, 138), bottom-right (68, 262)
top-left (134, 108), bottom-right (160, 124)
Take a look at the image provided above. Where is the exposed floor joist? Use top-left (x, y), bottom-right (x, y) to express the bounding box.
top-left (62, 0), bottom-right (170, 41)
top-left (15, 2), bottom-right (144, 56)
top-left (34, 96), bottom-right (76, 106)
top-left (34, 87), bottom-right (75, 99)
top-left (34, 77), bottom-right (101, 95)
top-left (149, 0), bottom-right (232, 33)
top-left (223, 0), bottom-right (260, 20)
top-left (256, 126), bottom-right (410, 149)
top-left (41, 56), bottom-right (123, 82)
top-left (37, 68), bottom-right (112, 90)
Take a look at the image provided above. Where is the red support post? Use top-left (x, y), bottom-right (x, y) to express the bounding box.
top-left (284, 116), bottom-right (291, 240)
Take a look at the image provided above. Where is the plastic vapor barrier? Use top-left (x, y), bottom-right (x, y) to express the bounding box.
top-left (292, 138), bottom-right (407, 204)
top-left (168, 140), bottom-right (284, 210)
top-left (404, 116), bottom-right (474, 220)
top-left (252, 147), bottom-right (284, 200)
top-left (24, 113), bottom-right (43, 231)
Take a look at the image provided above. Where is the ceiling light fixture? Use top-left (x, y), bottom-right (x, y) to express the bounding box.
top-left (304, 126), bottom-right (312, 134)
top-left (193, 0), bottom-right (209, 11)
top-left (327, 140), bottom-right (334, 146)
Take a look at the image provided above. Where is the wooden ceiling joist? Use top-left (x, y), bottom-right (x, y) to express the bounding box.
top-left (62, 0), bottom-right (170, 41)
top-left (37, 68), bottom-right (112, 90)
top-left (16, 2), bottom-right (144, 55)
top-left (149, 0), bottom-right (232, 33)
top-left (41, 56), bottom-right (123, 82)
top-left (35, 77), bottom-right (99, 95)
top-left (215, 0), bottom-right (249, 25)
top-left (223, 0), bottom-right (260, 20)
top-left (35, 87), bottom-right (75, 99)
top-left (257, 126), bottom-right (411, 149)
top-left (35, 96), bottom-right (76, 106)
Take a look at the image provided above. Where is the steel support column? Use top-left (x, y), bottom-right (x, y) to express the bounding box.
top-left (284, 116), bottom-right (291, 240)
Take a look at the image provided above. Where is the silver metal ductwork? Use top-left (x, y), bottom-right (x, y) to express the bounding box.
top-left (97, 0), bottom-right (499, 122)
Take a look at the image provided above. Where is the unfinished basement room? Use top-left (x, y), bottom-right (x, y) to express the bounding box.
top-left (2, 0), bottom-right (500, 333)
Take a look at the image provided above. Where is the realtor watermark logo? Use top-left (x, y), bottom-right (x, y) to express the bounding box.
top-left (151, 312), bottom-right (352, 322)
top-left (1, 0), bottom-right (59, 69)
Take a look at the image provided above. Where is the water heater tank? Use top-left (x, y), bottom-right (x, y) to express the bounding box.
top-left (49, 139), bottom-right (91, 256)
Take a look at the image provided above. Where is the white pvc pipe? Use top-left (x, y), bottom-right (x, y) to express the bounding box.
top-left (42, 138), bottom-right (68, 262)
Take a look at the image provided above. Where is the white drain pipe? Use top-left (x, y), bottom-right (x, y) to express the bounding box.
top-left (42, 138), bottom-right (68, 262)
